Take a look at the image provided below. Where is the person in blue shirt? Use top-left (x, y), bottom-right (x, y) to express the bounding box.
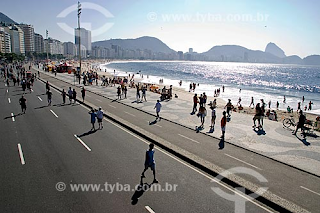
top-left (89, 109), bottom-right (97, 131)
top-left (141, 143), bottom-right (158, 183)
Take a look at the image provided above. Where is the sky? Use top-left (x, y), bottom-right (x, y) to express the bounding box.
top-left (1, 0), bottom-right (319, 57)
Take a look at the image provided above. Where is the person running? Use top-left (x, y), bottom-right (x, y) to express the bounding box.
top-left (292, 110), bottom-right (306, 138)
top-left (210, 105), bottom-right (216, 128)
top-left (141, 143), bottom-right (158, 183)
top-left (46, 90), bottom-right (52, 106)
top-left (249, 97), bottom-right (254, 108)
top-left (192, 94), bottom-right (198, 113)
top-left (61, 89), bottom-right (66, 104)
top-left (96, 107), bottom-right (104, 129)
top-left (72, 89), bottom-right (77, 104)
top-left (68, 87), bottom-right (73, 104)
top-left (81, 87), bottom-right (86, 102)
top-left (221, 111), bottom-right (227, 139)
top-left (154, 100), bottom-right (162, 121)
top-left (19, 95), bottom-right (27, 114)
top-left (89, 109), bottom-right (97, 131)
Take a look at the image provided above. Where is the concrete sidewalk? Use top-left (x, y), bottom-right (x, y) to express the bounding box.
top-left (35, 67), bottom-right (320, 176)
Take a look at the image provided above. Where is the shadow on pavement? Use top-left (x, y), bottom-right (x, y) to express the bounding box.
top-left (207, 126), bottom-right (215, 133)
top-left (34, 105), bottom-right (49, 110)
top-left (253, 128), bottom-right (266, 135)
top-left (149, 119), bottom-right (158, 125)
top-left (131, 176), bottom-right (154, 205)
top-left (218, 138), bottom-right (225, 149)
top-left (4, 112), bottom-right (24, 120)
top-left (77, 129), bottom-right (97, 138)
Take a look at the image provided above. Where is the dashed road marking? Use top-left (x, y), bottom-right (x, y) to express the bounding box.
top-left (108, 104), bottom-right (116, 108)
top-left (8, 98), bottom-right (11, 103)
top-left (11, 113), bottom-right (15, 122)
top-left (17, 144), bottom-right (25, 165)
top-left (124, 111), bottom-right (136, 117)
top-left (178, 134), bottom-right (200, 144)
top-left (50, 110), bottom-right (59, 118)
top-left (300, 186), bottom-right (320, 196)
top-left (145, 206), bottom-right (155, 213)
top-left (38, 96), bottom-right (43, 101)
top-left (225, 154), bottom-right (262, 170)
top-left (74, 134), bottom-right (92, 152)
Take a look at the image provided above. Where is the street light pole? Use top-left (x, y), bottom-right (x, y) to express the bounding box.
top-left (46, 30), bottom-right (49, 66)
top-left (78, 1), bottom-right (82, 75)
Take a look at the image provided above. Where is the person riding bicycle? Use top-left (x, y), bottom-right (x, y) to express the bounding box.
top-left (292, 110), bottom-right (306, 138)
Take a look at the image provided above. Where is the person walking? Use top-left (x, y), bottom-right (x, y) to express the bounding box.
top-left (198, 106), bottom-right (207, 128)
top-left (19, 95), bottom-right (27, 114)
top-left (61, 89), bottom-right (66, 104)
top-left (46, 90), bottom-right (52, 106)
top-left (292, 110), bottom-right (306, 138)
top-left (89, 109), bottom-right (97, 131)
top-left (117, 86), bottom-right (122, 99)
top-left (72, 89), bottom-right (77, 104)
top-left (96, 107), bottom-right (104, 129)
top-left (253, 103), bottom-right (262, 129)
top-left (136, 85), bottom-right (140, 102)
top-left (46, 81), bottom-right (50, 92)
top-left (210, 106), bottom-right (216, 128)
top-left (142, 86), bottom-right (147, 102)
top-left (68, 87), bottom-right (73, 104)
top-left (221, 111), bottom-right (227, 139)
top-left (154, 100), bottom-right (162, 121)
top-left (81, 87), bottom-right (86, 102)
top-left (249, 97), bottom-right (254, 108)
top-left (141, 143), bottom-right (158, 183)
top-left (124, 86), bottom-right (127, 99)
top-left (225, 99), bottom-right (233, 117)
top-left (308, 101), bottom-right (313, 110)
top-left (192, 94), bottom-right (198, 113)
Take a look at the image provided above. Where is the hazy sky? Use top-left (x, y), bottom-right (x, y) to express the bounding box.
top-left (1, 0), bottom-right (319, 57)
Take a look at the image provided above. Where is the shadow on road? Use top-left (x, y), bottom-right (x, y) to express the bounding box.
top-left (4, 112), bottom-right (24, 120)
top-left (77, 129), bottom-right (97, 138)
top-left (218, 138), bottom-right (225, 149)
top-left (34, 105), bottom-right (49, 110)
top-left (131, 176), bottom-right (154, 205)
top-left (253, 128), bottom-right (266, 135)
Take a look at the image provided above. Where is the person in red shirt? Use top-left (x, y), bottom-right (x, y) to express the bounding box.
top-left (221, 111), bottom-right (227, 139)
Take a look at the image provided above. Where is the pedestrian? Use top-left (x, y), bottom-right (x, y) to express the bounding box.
top-left (302, 96), bottom-right (305, 102)
top-left (154, 100), bottom-right (162, 121)
top-left (237, 97), bottom-right (242, 106)
top-left (189, 83), bottom-right (192, 92)
top-left (46, 90), bottom-right (52, 106)
top-left (142, 86), bottom-right (147, 102)
top-left (192, 94), bottom-right (198, 113)
top-left (117, 86), bottom-right (121, 99)
top-left (46, 81), bottom-right (50, 91)
top-left (276, 101), bottom-right (279, 109)
top-left (81, 87), bottom-right (86, 102)
top-left (297, 102), bottom-right (301, 112)
top-left (283, 95), bottom-right (286, 103)
top-left (68, 87), bottom-right (73, 104)
top-left (308, 101), bottom-right (313, 110)
top-left (210, 106), bottom-right (216, 128)
top-left (249, 97), bottom-right (254, 108)
top-left (253, 103), bottom-right (262, 129)
top-left (198, 106), bottom-right (207, 128)
top-left (72, 89), bottom-right (77, 104)
top-left (19, 95), bottom-right (27, 114)
top-left (96, 107), bottom-right (104, 129)
top-left (203, 92), bottom-right (207, 105)
top-left (199, 94), bottom-right (204, 107)
top-left (225, 99), bottom-right (233, 117)
top-left (268, 100), bottom-right (271, 109)
top-left (61, 89), bottom-right (66, 104)
top-left (89, 109), bottom-right (97, 131)
top-left (221, 111), bottom-right (227, 139)
top-left (6, 78), bottom-right (9, 86)
top-left (136, 85), bottom-right (140, 102)
top-left (292, 110), bottom-right (306, 138)
top-left (141, 143), bottom-right (158, 184)
top-left (124, 86), bottom-right (127, 99)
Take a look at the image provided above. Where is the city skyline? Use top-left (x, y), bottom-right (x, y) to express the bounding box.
top-left (0, 0), bottom-right (320, 57)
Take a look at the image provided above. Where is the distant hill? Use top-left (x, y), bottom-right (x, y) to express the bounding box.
top-left (303, 55), bottom-right (320, 65)
top-left (0, 12), bottom-right (17, 25)
top-left (92, 36), bottom-right (176, 54)
top-left (202, 45), bottom-right (281, 63)
top-left (265, 42), bottom-right (286, 58)
top-left (282, 55), bottom-right (303, 64)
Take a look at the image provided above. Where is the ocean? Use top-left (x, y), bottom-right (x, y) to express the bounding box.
top-left (100, 61), bottom-right (320, 114)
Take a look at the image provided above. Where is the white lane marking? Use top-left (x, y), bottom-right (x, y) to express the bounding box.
top-left (11, 113), bottom-right (15, 122)
top-left (74, 134), bottom-right (92, 152)
top-left (145, 206), bottom-right (155, 213)
top-left (154, 124), bottom-right (162, 128)
top-left (225, 154), bottom-right (262, 170)
top-left (124, 111), bottom-right (136, 117)
top-left (6, 89), bottom-right (8, 93)
top-left (38, 96), bottom-right (43, 101)
top-left (300, 186), bottom-right (320, 196)
top-left (102, 117), bottom-right (273, 213)
top-left (17, 144), bottom-right (26, 165)
top-left (8, 98), bottom-right (11, 103)
top-left (178, 134), bottom-right (200, 144)
top-left (50, 110), bottom-right (59, 118)
top-left (96, 99), bottom-right (102, 102)
top-left (5, 84), bottom-right (7, 87)
top-left (31, 89), bottom-right (34, 92)
top-left (108, 104), bottom-right (116, 108)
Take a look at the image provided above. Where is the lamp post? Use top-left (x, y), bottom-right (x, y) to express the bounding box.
top-left (78, 1), bottom-right (82, 75)
top-left (46, 30), bottom-right (49, 66)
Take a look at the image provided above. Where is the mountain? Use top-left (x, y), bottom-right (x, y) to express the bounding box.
top-left (92, 36), bottom-right (175, 54)
top-left (303, 55), bottom-right (320, 65)
top-left (202, 45), bottom-right (281, 63)
top-left (265, 42), bottom-right (286, 58)
top-left (282, 55), bottom-right (303, 64)
top-left (0, 12), bottom-right (17, 25)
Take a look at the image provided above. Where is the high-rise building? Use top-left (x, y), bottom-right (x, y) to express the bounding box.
top-left (34, 33), bottom-right (44, 53)
top-left (74, 28), bottom-right (91, 57)
top-left (0, 27), bottom-right (11, 53)
top-left (63, 42), bottom-right (76, 58)
top-left (16, 25), bottom-right (25, 55)
top-left (19, 24), bottom-right (35, 53)
top-left (189, 48), bottom-right (193, 53)
top-left (44, 38), bottom-right (64, 55)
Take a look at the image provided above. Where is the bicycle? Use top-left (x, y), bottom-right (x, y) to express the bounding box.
top-left (283, 116), bottom-right (296, 128)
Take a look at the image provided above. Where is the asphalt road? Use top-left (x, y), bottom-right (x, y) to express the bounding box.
top-left (35, 70), bottom-right (320, 212)
top-left (0, 76), bottom-right (273, 212)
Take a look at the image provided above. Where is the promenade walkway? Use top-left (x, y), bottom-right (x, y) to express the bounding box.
top-left (35, 68), bottom-right (320, 176)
